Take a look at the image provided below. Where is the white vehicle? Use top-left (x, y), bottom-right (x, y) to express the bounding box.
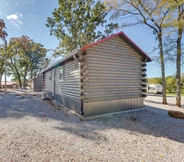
top-left (147, 84), bottom-right (163, 94)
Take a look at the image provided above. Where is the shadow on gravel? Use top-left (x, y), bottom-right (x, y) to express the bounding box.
top-left (54, 104), bottom-right (184, 143)
top-left (0, 92), bottom-right (64, 120)
top-left (0, 92), bottom-right (184, 144)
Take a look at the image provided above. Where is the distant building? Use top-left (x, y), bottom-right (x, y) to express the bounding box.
top-left (31, 75), bottom-right (43, 92)
top-left (1, 81), bottom-right (19, 89)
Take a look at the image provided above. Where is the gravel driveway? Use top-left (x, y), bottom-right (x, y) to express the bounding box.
top-left (0, 92), bottom-right (184, 162)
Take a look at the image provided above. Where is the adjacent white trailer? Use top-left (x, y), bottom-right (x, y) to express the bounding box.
top-left (147, 84), bottom-right (163, 94)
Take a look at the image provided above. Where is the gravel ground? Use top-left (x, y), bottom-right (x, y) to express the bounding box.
top-left (0, 92), bottom-right (184, 162)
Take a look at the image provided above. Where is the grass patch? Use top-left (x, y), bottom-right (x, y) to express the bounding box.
top-left (166, 93), bottom-right (184, 96)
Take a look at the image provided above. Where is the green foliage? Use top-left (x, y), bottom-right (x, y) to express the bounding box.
top-left (147, 77), bottom-right (162, 84)
top-left (7, 36), bottom-right (49, 87)
top-left (0, 42), bottom-right (12, 88)
top-left (166, 76), bottom-right (176, 93)
top-left (180, 73), bottom-right (184, 88)
top-left (162, 0), bottom-right (184, 106)
top-left (46, 0), bottom-right (118, 56)
top-left (148, 76), bottom-right (177, 92)
top-left (0, 43), bottom-right (6, 85)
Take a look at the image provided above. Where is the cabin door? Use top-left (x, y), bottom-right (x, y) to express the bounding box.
top-left (52, 69), bottom-right (55, 96)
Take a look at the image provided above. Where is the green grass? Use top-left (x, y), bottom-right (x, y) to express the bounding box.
top-left (166, 92), bottom-right (184, 96)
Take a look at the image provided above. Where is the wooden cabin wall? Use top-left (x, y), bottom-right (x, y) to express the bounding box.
top-left (54, 59), bottom-right (81, 114)
top-left (80, 36), bottom-right (146, 116)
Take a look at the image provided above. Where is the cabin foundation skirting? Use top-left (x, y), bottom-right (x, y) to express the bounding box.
top-left (45, 91), bottom-right (81, 114)
top-left (82, 97), bottom-right (145, 117)
top-left (54, 94), bottom-right (81, 114)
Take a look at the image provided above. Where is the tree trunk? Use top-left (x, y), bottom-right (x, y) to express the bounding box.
top-left (158, 31), bottom-right (167, 104)
top-left (31, 68), bottom-right (33, 80)
top-left (17, 73), bottom-right (22, 89)
top-left (176, 6), bottom-right (182, 107)
top-left (23, 68), bottom-right (27, 88)
top-left (176, 42), bottom-right (181, 107)
top-left (0, 64), bottom-right (4, 89)
top-left (23, 76), bottom-right (26, 88)
top-left (10, 58), bottom-right (22, 88)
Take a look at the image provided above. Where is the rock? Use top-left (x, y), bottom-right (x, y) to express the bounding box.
top-left (168, 110), bottom-right (184, 119)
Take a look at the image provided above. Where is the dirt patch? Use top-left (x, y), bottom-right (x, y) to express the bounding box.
top-left (45, 99), bottom-right (64, 111)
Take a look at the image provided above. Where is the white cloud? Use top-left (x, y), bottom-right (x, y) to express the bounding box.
top-left (6, 14), bottom-right (18, 20)
top-left (6, 13), bottom-right (23, 24)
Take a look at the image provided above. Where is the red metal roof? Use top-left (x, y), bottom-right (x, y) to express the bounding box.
top-left (80, 31), bottom-right (152, 62)
top-left (42, 31), bottom-right (152, 73)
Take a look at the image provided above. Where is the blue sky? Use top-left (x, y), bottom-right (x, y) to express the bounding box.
top-left (0, 0), bottom-right (177, 81)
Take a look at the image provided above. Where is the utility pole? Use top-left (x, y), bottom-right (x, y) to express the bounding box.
top-left (4, 40), bottom-right (7, 92)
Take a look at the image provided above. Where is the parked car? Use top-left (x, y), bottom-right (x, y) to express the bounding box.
top-left (147, 84), bottom-right (163, 94)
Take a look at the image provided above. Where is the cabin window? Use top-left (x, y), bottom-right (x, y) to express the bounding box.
top-left (59, 66), bottom-right (64, 81)
top-left (49, 71), bottom-right (52, 82)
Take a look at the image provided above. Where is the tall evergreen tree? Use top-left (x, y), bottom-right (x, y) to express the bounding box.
top-left (46, 0), bottom-right (118, 56)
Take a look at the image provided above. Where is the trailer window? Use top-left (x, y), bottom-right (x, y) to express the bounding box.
top-left (59, 66), bottom-right (64, 81)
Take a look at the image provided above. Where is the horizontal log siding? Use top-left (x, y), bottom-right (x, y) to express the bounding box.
top-left (50, 59), bottom-right (81, 114)
top-left (55, 60), bottom-right (80, 101)
top-left (81, 36), bottom-right (143, 102)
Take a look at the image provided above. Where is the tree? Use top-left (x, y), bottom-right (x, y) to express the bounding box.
top-left (0, 44), bottom-right (6, 88)
top-left (105, 0), bottom-right (170, 104)
top-left (0, 19), bottom-right (7, 88)
top-left (7, 36), bottom-right (48, 87)
top-left (28, 45), bottom-right (49, 79)
top-left (46, 0), bottom-right (118, 56)
top-left (147, 77), bottom-right (162, 84)
top-left (161, 0), bottom-right (184, 106)
top-left (0, 42), bottom-right (11, 88)
top-left (166, 75), bottom-right (176, 93)
top-left (0, 19), bottom-right (7, 41)
top-left (174, 4), bottom-right (183, 106)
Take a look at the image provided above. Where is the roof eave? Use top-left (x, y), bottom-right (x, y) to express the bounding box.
top-left (41, 49), bottom-right (80, 73)
top-left (81, 31), bottom-right (152, 62)
top-left (118, 34), bottom-right (152, 62)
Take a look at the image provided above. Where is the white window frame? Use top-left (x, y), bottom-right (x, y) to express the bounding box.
top-left (59, 66), bottom-right (64, 81)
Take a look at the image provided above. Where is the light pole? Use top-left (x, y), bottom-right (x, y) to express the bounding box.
top-left (4, 40), bottom-right (7, 92)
